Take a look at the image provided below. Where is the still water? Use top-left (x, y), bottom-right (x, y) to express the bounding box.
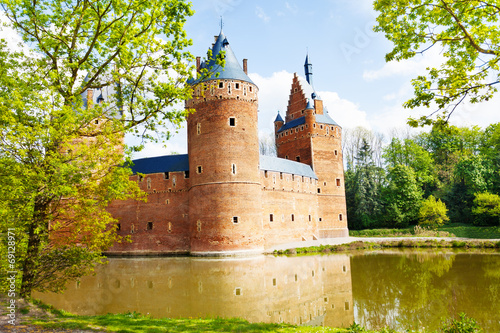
top-left (35, 250), bottom-right (500, 332)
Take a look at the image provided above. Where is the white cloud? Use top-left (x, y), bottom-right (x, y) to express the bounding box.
top-left (363, 47), bottom-right (444, 82)
top-left (250, 71), bottom-right (370, 135)
top-left (255, 6), bottom-right (270, 22)
top-left (318, 91), bottom-right (370, 129)
top-left (0, 12), bottom-right (27, 52)
top-left (285, 2), bottom-right (298, 14)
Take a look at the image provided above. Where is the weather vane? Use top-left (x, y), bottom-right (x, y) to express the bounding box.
top-left (220, 16), bottom-right (224, 31)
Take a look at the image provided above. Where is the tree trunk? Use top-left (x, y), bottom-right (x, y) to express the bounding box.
top-left (20, 199), bottom-right (46, 298)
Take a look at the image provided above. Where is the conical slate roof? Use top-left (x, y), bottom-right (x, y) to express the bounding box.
top-left (196, 31), bottom-right (254, 84)
top-left (274, 111), bottom-right (284, 123)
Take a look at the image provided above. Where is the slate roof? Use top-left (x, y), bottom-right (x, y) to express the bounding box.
top-left (315, 113), bottom-right (339, 127)
top-left (260, 155), bottom-right (317, 179)
top-left (274, 112), bottom-right (284, 123)
top-left (130, 154), bottom-right (189, 174)
top-left (191, 31), bottom-right (254, 85)
top-left (277, 116), bottom-right (306, 133)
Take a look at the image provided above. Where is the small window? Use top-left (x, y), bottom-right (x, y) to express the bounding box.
top-left (291, 214), bottom-right (295, 222)
top-left (166, 199), bottom-right (170, 204)
top-left (309, 215), bottom-right (312, 222)
top-left (336, 179), bottom-right (341, 186)
top-left (272, 278), bottom-right (277, 286)
top-left (197, 122), bottom-right (201, 135)
top-left (317, 188), bottom-right (321, 193)
top-left (235, 288), bottom-right (241, 296)
top-left (285, 156), bottom-right (288, 159)
top-left (345, 301), bottom-right (350, 311)
top-left (168, 222), bottom-right (172, 233)
top-left (249, 86), bottom-right (252, 92)
top-left (197, 166), bottom-right (203, 174)
top-left (320, 125), bottom-right (323, 129)
top-left (232, 216), bottom-right (239, 224)
top-left (313, 123), bottom-right (316, 128)
top-left (147, 178), bottom-right (151, 189)
top-left (319, 217), bottom-right (322, 222)
top-left (164, 172), bottom-right (169, 180)
top-left (339, 214), bottom-right (343, 221)
top-left (117, 223), bottom-right (121, 231)
top-left (184, 171), bottom-right (190, 178)
top-left (334, 150), bottom-right (338, 156)
top-left (270, 214), bottom-right (274, 222)
top-left (296, 156), bottom-right (300, 162)
top-left (219, 81), bottom-right (224, 88)
top-left (235, 83), bottom-right (240, 89)
top-left (229, 117), bottom-right (236, 126)
top-left (95, 119), bottom-right (99, 124)
top-left (139, 175), bottom-right (144, 182)
top-left (232, 164), bottom-right (236, 174)
top-left (147, 222), bottom-right (153, 230)
top-left (265, 170), bottom-right (268, 178)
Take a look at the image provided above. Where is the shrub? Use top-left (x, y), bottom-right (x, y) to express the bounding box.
top-left (472, 192), bottom-right (500, 226)
top-left (419, 195), bottom-right (449, 228)
top-left (441, 313), bottom-right (482, 333)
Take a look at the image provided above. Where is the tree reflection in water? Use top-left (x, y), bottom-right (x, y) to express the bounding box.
top-left (351, 251), bottom-right (500, 332)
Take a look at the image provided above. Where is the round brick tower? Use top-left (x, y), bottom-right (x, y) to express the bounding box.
top-left (186, 30), bottom-right (264, 255)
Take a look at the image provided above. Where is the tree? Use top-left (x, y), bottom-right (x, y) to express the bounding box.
top-left (472, 192), bottom-right (500, 226)
top-left (0, 0), bottom-right (195, 298)
top-left (383, 164), bottom-right (423, 228)
top-left (383, 137), bottom-right (438, 196)
top-left (374, 0), bottom-right (500, 125)
top-left (419, 195), bottom-right (449, 228)
top-left (346, 139), bottom-right (385, 229)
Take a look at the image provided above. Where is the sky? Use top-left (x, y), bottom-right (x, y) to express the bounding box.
top-left (135, 0), bottom-right (499, 158)
top-left (2, 1), bottom-right (499, 158)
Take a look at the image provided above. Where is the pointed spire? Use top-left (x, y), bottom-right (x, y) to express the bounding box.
top-left (305, 98), bottom-right (314, 110)
top-left (304, 53), bottom-right (313, 86)
top-left (274, 110), bottom-right (284, 123)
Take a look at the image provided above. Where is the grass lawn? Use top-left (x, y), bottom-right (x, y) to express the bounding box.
top-left (349, 224), bottom-right (500, 239)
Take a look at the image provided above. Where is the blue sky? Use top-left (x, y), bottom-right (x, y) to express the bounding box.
top-left (2, 1), bottom-right (498, 158)
top-left (133, 0), bottom-right (499, 158)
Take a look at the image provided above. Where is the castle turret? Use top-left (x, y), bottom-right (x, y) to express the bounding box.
top-left (186, 30), bottom-right (263, 255)
top-left (274, 111), bottom-right (284, 134)
top-left (276, 55), bottom-right (348, 238)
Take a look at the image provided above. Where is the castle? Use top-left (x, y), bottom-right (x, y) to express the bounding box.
top-left (106, 29), bottom-right (348, 256)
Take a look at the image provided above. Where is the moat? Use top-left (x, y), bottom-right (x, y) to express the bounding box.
top-left (35, 250), bottom-right (500, 332)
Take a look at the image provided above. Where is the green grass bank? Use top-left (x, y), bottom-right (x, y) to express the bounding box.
top-left (349, 225), bottom-right (500, 239)
top-left (1, 298), bottom-right (486, 333)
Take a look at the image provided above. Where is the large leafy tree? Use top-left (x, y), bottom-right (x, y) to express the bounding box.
top-left (374, 0), bottom-right (500, 125)
top-left (383, 137), bottom-right (438, 196)
top-left (346, 139), bottom-right (385, 229)
top-left (383, 164), bottom-right (423, 228)
top-left (0, 0), bottom-right (195, 297)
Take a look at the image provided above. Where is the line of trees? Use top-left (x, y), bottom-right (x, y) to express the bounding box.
top-left (343, 122), bottom-right (500, 229)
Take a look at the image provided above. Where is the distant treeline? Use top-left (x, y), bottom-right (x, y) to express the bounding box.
top-left (343, 122), bottom-right (500, 229)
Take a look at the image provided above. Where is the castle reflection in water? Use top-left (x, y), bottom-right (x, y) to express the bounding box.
top-left (35, 255), bottom-right (353, 328)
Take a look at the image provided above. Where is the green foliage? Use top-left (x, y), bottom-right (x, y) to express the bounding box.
top-left (347, 139), bottom-right (385, 230)
top-left (0, 0), bottom-right (195, 297)
top-left (383, 164), bottom-right (423, 228)
top-left (419, 195), bottom-right (449, 228)
top-left (374, 0), bottom-right (500, 125)
top-left (383, 137), bottom-right (438, 195)
top-left (472, 192), bottom-right (500, 226)
top-left (441, 313), bottom-right (482, 333)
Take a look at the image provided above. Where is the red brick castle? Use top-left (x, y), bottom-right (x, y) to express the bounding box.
top-left (106, 29), bottom-right (348, 255)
